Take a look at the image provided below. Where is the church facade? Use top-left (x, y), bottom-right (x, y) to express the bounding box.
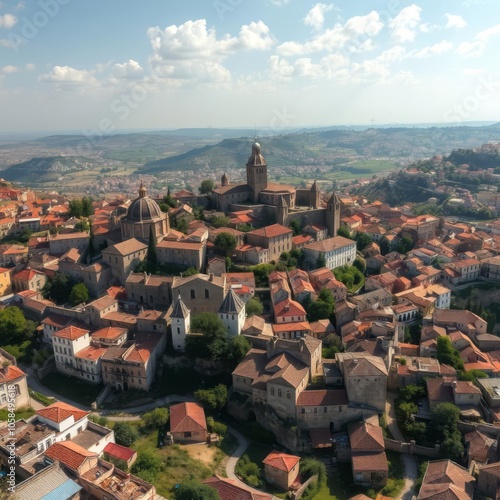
top-left (211, 140), bottom-right (340, 237)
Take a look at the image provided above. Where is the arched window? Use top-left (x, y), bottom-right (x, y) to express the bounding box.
top-left (205, 289), bottom-right (209, 299)
top-left (191, 290), bottom-right (195, 299)
top-left (278, 389), bottom-right (282, 398)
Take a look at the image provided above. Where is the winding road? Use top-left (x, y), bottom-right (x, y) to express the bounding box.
top-left (23, 365), bottom-right (279, 498)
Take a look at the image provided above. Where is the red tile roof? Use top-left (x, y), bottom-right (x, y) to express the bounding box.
top-left (263, 450), bottom-right (300, 472)
top-left (351, 451), bottom-right (389, 472)
top-left (37, 401), bottom-right (89, 424)
top-left (45, 441), bottom-right (97, 471)
top-left (170, 402), bottom-right (207, 434)
top-left (52, 326), bottom-right (89, 341)
top-left (248, 224), bottom-right (293, 239)
top-left (0, 364), bottom-right (26, 384)
top-left (103, 442), bottom-right (137, 462)
top-left (203, 475), bottom-right (271, 500)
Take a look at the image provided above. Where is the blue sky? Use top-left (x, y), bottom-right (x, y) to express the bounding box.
top-left (1, 0), bottom-right (500, 133)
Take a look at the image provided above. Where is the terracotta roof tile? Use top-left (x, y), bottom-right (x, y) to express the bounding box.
top-left (263, 450), bottom-right (300, 472)
top-left (45, 441), bottom-right (97, 471)
top-left (37, 401), bottom-right (89, 424)
top-left (170, 402), bottom-right (207, 434)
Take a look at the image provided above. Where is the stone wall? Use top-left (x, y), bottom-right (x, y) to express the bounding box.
top-left (290, 474), bottom-right (319, 500)
top-left (285, 208), bottom-right (327, 231)
top-left (384, 437), bottom-right (441, 457)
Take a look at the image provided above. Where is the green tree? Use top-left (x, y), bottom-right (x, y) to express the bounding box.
top-left (199, 179), bottom-right (215, 194)
top-left (113, 422), bottom-right (139, 447)
top-left (42, 273), bottom-right (77, 304)
top-left (211, 216), bottom-right (230, 228)
top-left (214, 232), bottom-right (237, 257)
top-left (68, 199), bottom-right (83, 218)
top-left (436, 336), bottom-right (464, 371)
top-left (142, 407), bottom-right (169, 430)
top-left (380, 237), bottom-right (391, 256)
top-left (316, 254), bottom-right (327, 269)
top-left (306, 288), bottom-right (335, 322)
top-left (0, 306), bottom-right (29, 346)
top-left (163, 194), bottom-right (177, 208)
top-left (81, 196), bottom-right (94, 216)
top-left (353, 256), bottom-right (366, 274)
top-left (396, 402), bottom-right (418, 421)
top-left (146, 226), bottom-right (157, 266)
top-left (397, 235), bottom-right (415, 254)
top-left (194, 384), bottom-right (228, 412)
top-left (186, 313), bottom-right (228, 361)
top-left (175, 480), bottom-right (220, 500)
top-left (69, 283), bottom-right (89, 306)
top-left (300, 457), bottom-right (326, 485)
top-left (228, 335), bottom-right (251, 364)
top-left (337, 226), bottom-right (351, 239)
top-left (431, 402), bottom-right (463, 461)
top-left (355, 232), bottom-right (372, 251)
top-left (289, 219), bottom-right (300, 236)
top-left (245, 298), bottom-right (263, 317)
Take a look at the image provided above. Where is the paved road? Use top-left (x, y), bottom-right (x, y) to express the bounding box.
top-left (23, 366), bottom-right (280, 498)
top-left (386, 393), bottom-right (418, 500)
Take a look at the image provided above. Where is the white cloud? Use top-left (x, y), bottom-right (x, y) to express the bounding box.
top-left (1, 65), bottom-right (18, 74)
top-left (39, 66), bottom-right (98, 87)
top-left (147, 19), bottom-right (274, 84)
top-left (457, 23), bottom-right (500, 56)
top-left (414, 40), bottom-right (453, 58)
top-left (25, 63), bottom-right (35, 71)
top-left (389, 4), bottom-right (422, 43)
top-left (304, 3), bottom-right (333, 32)
top-left (268, 0), bottom-right (291, 5)
top-left (112, 60), bottom-right (144, 79)
top-left (445, 13), bottom-right (467, 29)
top-left (278, 10), bottom-right (383, 56)
top-left (0, 13), bottom-right (17, 28)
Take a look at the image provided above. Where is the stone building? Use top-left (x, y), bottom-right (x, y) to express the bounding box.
top-left (171, 273), bottom-right (227, 314)
top-left (218, 288), bottom-right (245, 338)
top-left (121, 182), bottom-right (169, 242)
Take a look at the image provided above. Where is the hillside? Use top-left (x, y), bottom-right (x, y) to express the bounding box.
top-left (138, 124), bottom-right (500, 174)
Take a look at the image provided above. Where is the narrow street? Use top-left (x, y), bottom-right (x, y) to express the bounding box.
top-left (386, 393), bottom-right (418, 500)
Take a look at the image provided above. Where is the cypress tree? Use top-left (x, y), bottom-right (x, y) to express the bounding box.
top-left (147, 226), bottom-right (157, 267)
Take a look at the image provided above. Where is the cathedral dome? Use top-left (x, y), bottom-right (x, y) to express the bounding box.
top-left (247, 138), bottom-right (266, 166)
top-left (126, 182), bottom-right (163, 222)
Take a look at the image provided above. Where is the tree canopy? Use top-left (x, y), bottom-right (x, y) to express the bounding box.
top-left (436, 336), bottom-right (464, 371)
top-left (69, 283), bottom-right (89, 306)
top-left (0, 306), bottom-right (30, 346)
top-left (214, 232), bottom-right (237, 257)
top-left (245, 298), bottom-right (263, 317)
top-left (113, 422), bottom-right (139, 447)
top-left (175, 481), bottom-right (220, 500)
top-left (199, 179), bottom-right (216, 194)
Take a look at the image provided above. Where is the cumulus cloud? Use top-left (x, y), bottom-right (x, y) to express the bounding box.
top-left (457, 23), bottom-right (500, 56)
top-left (278, 10), bottom-right (383, 56)
top-left (304, 3), bottom-right (333, 31)
top-left (0, 13), bottom-right (17, 28)
top-left (445, 13), bottom-right (467, 29)
top-left (1, 65), bottom-right (18, 73)
top-left (389, 4), bottom-right (422, 43)
top-left (39, 66), bottom-right (98, 87)
top-left (112, 60), bottom-right (144, 79)
top-left (147, 19), bottom-right (274, 84)
top-left (414, 40), bottom-right (453, 58)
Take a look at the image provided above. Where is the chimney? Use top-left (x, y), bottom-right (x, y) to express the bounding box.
top-left (209, 273), bottom-right (214, 282)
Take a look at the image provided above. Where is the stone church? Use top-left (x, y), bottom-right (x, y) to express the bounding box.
top-left (211, 139), bottom-right (340, 237)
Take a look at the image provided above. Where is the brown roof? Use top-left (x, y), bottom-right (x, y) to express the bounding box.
top-left (343, 356), bottom-right (388, 377)
top-left (349, 422), bottom-right (385, 452)
top-left (418, 460), bottom-right (475, 500)
top-left (248, 224), bottom-right (293, 239)
top-left (91, 326), bottom-right (128, 340)
top-left (304, 235), bottom-right (356, 253)
top-left (170, 402), bottom-right (207, 434)
top-left (351, 451), bottom-right (389, 472)
top-left (426, 378), bottom-right (454, 405)
top-left (102, 238), bottom-right (147, 256)
top-left (203, 475), bottom-right (272, 500)
top-left (297, 389), bottom-right (348, 406)
top-left (88, 295), bottom-right (117, 311)
top-left (464, 430), bottom-right (497, 463)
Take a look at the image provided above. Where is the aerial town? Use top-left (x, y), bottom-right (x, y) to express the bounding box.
top-left (2, 135), bottom-right (500, 500)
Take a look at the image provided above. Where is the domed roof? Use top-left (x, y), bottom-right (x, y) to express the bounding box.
top-left (126, 182), bottom-right (163, 222)
top-left (246, 138), bottom-right (266, 167)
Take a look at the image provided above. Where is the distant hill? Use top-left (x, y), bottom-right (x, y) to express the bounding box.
top-left (139, 124), bottom-right (500, 174)
top-left (1, 156), bottom-right (98, 184)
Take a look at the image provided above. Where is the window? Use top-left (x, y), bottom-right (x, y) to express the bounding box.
top-left (278, 389), bottom-right (282, 398)
top-left (286, 390), bottom-right (291, 399)
top-left (205, 289), bottom-right (209, 299)
top-left (191, 290), bottom-right (195, 299)
top-left (271, 387), bottom-right (275, 396)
